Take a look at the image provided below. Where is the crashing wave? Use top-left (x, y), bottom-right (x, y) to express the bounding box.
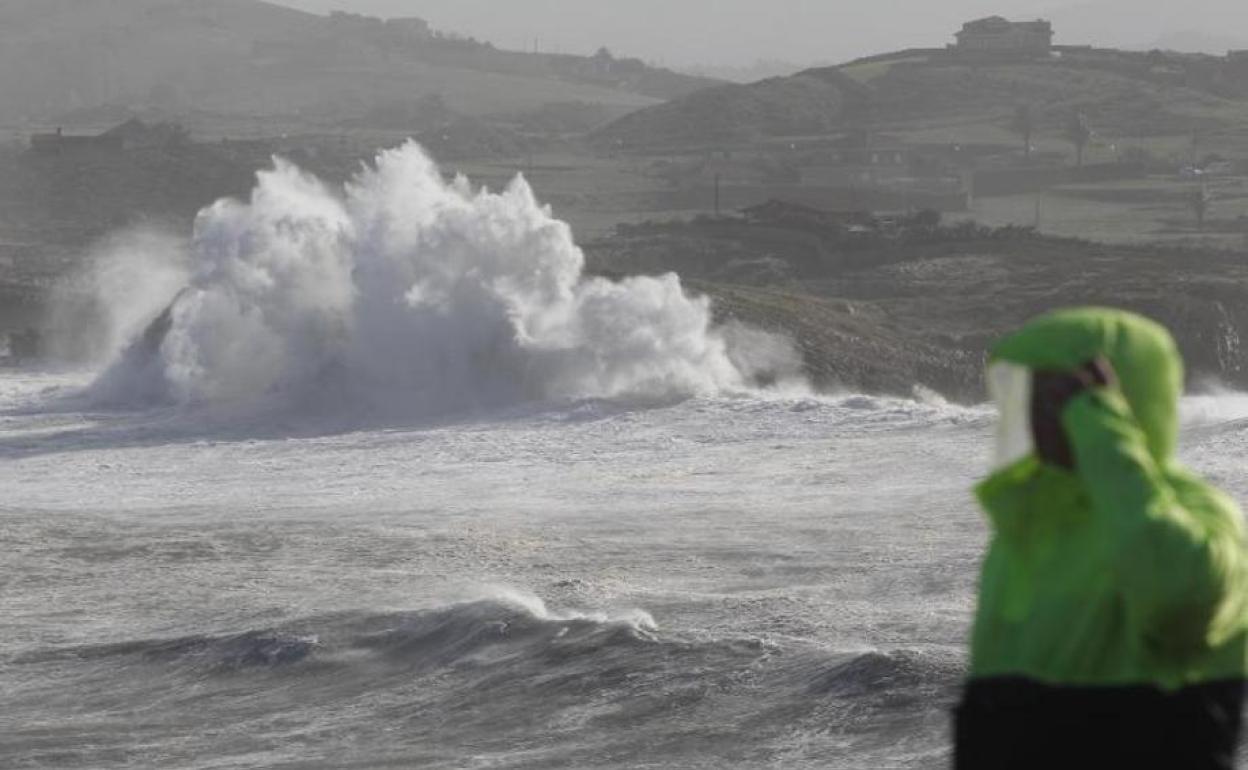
top-left (89, 142), bottom-right (803, 415)
top-left (19, 591), bottom-right (660, 674)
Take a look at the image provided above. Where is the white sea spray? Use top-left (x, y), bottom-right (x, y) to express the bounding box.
top-left (91, 142), bottom-right (804, 414)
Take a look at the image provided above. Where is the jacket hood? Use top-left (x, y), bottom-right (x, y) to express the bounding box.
top-left (988, 307), bottom-right (1183, 463)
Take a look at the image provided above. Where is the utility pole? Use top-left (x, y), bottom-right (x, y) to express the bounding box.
top-left (714, 173), bottom-right (721, 217)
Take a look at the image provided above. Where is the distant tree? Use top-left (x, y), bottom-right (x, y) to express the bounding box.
top-left (1011, 104), bottom-right (1036, 160)
top-left (1065, 110), bottom-right (1092, 167)
top-left (1191, 185), bottom-right (1211, 230)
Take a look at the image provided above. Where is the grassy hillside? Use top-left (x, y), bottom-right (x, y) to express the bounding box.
top-left (596, 47), bottom-right (1248, 150)
top-left (595, 69), bottom-right (871, 147)
top-left (0, 0), bottom-right (713, 130)
top-left (0, 0), bottom-right (316, 121)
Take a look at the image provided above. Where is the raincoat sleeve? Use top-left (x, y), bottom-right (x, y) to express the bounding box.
top-left (1062, 388), bottom-right (1244, 659)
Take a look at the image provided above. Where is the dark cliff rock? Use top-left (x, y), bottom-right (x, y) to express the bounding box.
top-left (589, 222), bottom-right (1248, 401)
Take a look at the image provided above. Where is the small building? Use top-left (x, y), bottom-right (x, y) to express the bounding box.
top-left (954, 17), bottom-right (1054, 59)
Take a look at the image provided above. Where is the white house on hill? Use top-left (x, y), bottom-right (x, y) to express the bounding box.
top-left (954, 17), bottom-right (1054, 59)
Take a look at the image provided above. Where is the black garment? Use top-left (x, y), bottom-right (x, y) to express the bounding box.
top-left (955, 677), bottom-right (1245, 770)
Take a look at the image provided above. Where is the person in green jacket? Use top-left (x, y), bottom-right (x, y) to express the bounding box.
top-left (955, 308), bottom-right (1248, 769)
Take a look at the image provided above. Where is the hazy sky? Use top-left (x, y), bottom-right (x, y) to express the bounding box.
top-left (269, 0), bottom-right (1248, 66)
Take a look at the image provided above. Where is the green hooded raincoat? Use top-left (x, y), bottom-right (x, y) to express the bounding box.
top-left (971, 307), bottom-right (1248, 690)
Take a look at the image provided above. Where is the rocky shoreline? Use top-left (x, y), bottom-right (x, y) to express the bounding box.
top-left (587, 214), bottom-right (1248, 401)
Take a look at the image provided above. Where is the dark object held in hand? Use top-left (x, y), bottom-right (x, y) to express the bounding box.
top-left (1030, 357), bottom-right (1117, 469)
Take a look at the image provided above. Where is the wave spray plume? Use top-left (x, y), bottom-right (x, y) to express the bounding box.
top-left (93, 142), bottom-right (802, 414)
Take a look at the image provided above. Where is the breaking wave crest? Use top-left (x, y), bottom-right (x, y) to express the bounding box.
top-left (18, 595), bottom-right (960, 703)
top-left (89, 142), bottom-right (802, 415)
top-left (22, 592), bottom-right (661, 674)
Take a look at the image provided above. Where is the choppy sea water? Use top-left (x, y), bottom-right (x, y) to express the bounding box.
top-left (0, 368), bottom-right (983, 769)
top-left (6, 371), bottom-right (1247, 769)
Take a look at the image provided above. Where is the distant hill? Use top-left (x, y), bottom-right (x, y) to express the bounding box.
top-left (596, 47), bottom-right (1248, 149)
top-left (596, 69), bottom-right (872, 148)
top-left (0, 0), bottom-right (716, 129)
top-left (679, 60), bottom-right (829, 84)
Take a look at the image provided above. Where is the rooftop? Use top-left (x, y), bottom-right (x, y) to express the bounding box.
top-left (960, 16), bottom-right (1053, 34)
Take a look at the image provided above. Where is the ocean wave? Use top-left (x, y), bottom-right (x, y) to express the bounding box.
top-left (804, 647), bottom-right (964, 700)
top-left (16, 596), bottom-right (962, 705)
top-left (6, 591), bottom-right (964, 770)
top-left (16, 593), bottom-right (661, 676)
top-left (20, 631), bottom-right (320, 669)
